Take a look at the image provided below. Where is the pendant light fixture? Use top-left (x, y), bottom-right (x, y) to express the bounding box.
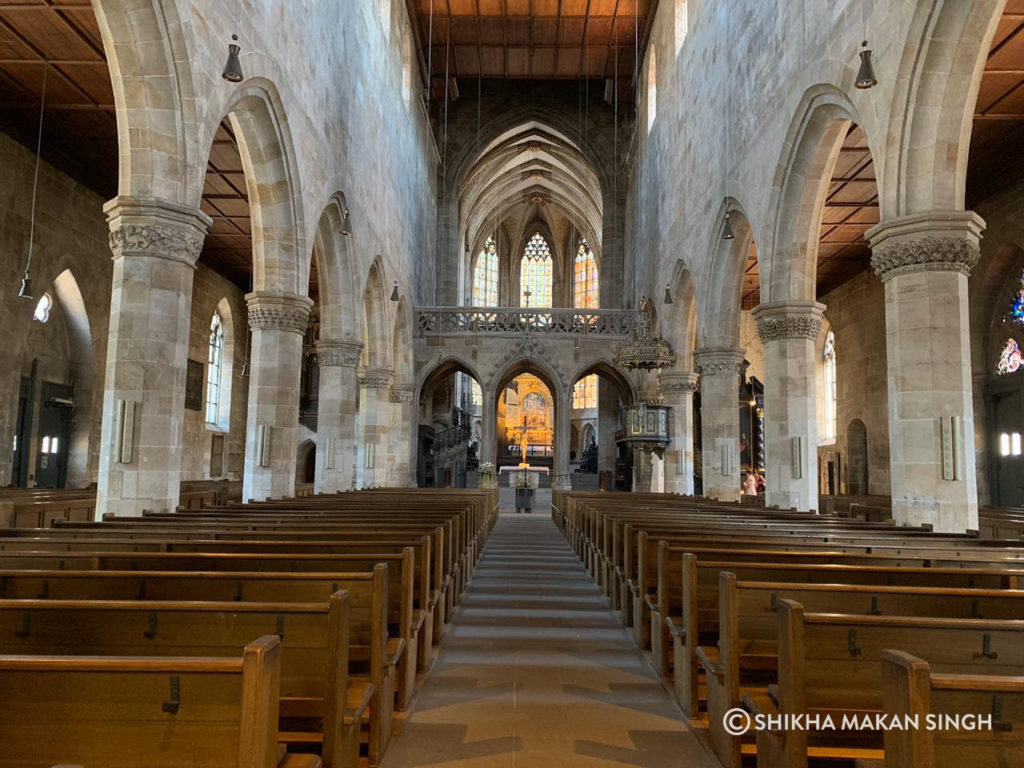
top-left (222, 34), bottom-right (244, 83)
top-left (340, 208), bottom-right (352, 236)
top-left (390, 280), bottom-right (399, 302)
top-left (855, 41), bottom-right (877, 90)
top-left (18, 63), bottom-right (49, 300)
top-left (663, 283), bottom-right (673, 305)
top-left (722, 209), bottom-right (735, 240)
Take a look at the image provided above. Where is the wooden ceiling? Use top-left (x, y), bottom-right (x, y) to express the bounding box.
top-left (0, 0), bottom-right (117, 199)
top-left (967, 0), bottom-right (1024, 206)
top-left (741, 125), bottom-right (879, 309)
top-left (0, 1), bottom-right (256, 289)
top-left (416, 0), bottom-right (651, 83)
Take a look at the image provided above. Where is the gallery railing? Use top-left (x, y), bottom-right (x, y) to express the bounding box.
top-left (416, 307), bottom-right (635, 338)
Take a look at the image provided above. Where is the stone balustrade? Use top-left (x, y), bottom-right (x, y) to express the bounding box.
top-left (416, 306), bottom-right (635, 337)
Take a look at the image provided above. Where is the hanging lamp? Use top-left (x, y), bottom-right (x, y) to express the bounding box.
top-left (663, 283), bottom-right (673, 305)
top-left (18, 63), bottom-right (49, 300)
top-left (855, 41), bottom-right (877, 90)
top-left (722, 210), bottom-right (735, 240)
top-left (340, 208), bottom-right (352, 236)
top-left (390, 281), bottom-right (399, 302)
top-left (222, 34), bottom-right (244, 82)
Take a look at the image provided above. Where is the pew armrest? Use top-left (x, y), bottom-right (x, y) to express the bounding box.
top-left (626, 579), bottom-right (639, 598)
top-left (696, 645), bottom-right (723, 678)
top-left (387, 637), bottom-right (407, 668)
top-left (345, 680), bottom-right (375, 726)
top-left (643, 593), bottom-right (658, 612)
top-left (741, 691), bottom-right (780, 735)
top-left (665, 616), bottom-right (685, 639)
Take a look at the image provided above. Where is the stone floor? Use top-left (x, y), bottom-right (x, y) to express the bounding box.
top-left (381, 508), bottom-right (716, 768)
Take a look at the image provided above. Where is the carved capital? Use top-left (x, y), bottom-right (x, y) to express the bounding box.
top-left (390, 385), bottom-right (415, 404)
top-left (104, 197), bottom-right (210, 268)
top-left (752, 300), bottom-right (826, 342)
top-left (358, 368), bottom-right (394, 389)
top-left (658, 371), bottom-right (699, 396)
top-left (693, 347), bottom-right (747, 377)
top-left (317, 340), bottom-right (363, 368)
top-left (866, 211), bottom-right (985, 281)
top-left (246, 292), bottom-right (314, 334)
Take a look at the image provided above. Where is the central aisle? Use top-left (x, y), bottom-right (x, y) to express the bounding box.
top-left (382, 509), bottom-right (716, 768)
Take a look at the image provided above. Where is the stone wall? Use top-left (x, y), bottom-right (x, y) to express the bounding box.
top-left (0, 131), bottom-right (111, 488)
top-left (817, 270), bottom-right (891, 496)
top-left (181, 267), bottom-right (249, 482)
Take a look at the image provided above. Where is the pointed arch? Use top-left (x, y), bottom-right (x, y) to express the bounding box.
top-left (200, 80), bottom-right (307, 296)
top-left (313, 192), bottom-right (360, 341)
top-left (666, 259), bottom-right (699, 365)
top-left (767, 85), bottom-right (872, 302)
top-left (362, 257), bottom-right (392, 370)
top-left (699, 199), bottom-right (757, 349)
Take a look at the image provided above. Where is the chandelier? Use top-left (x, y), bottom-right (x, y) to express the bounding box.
top-left (612, 295), bottom-right (676, 371)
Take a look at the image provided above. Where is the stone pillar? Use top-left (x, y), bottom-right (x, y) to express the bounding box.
top-left (752, 300), bottom-right (826, 511)
top-left (97, 198), bottom-right (209, 518)
top-left (388, 383), bottom-right (416, 487)
top-left (694, 347), bottom-right (746, 501)
top-left (313, 339), bottom-right (361, 494)
top-left (356, 368), bottom-right (394, 488)
top-left (866, 211), bottom-right (984, 532)
top-left (659, 371), bottom-right (699, 495)
top-left (242, 292), bottom-right (313, 502)
top-left (480, 387), bottom-right (496, 468)
top-left (597, 380), bottom-right (619, 477)
top-left (554, 388), bottom-right (572, 489)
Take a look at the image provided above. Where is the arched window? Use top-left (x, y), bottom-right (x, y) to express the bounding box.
top-left (472, 235), bottom-right (498, 307)
top-left (33, 293), bottom-right (52, 323)
top-left (573, 239), bottom-right (599, 309)
top-left (646, 45), bottom-right (657, 134)
top-left (572, 374), bottom-right (598, 409)
top-left (206, 312), bottom-right (224, 425)
top-left (520, 232), bottom-right (552, 307)
top-left (823, 331), bottom-right (837, 442)
top-left (674, 0), bottom-right (688, 57)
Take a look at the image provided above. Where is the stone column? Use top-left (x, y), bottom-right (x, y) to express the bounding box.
top-left (242, 291), bottom-right (313, 502)
top-left (388, 383), bottom-right (416, 487)
top-left (597, 380), bottom-right (619, 478)
top-left (694, 347), bottom-right (746, 501)
top-left (313, 339), bottom-right (361, 494)
top-left (866, 211), bottom-right (984, 532)
top-left (554, 388), bottom-right (572, 489)
top-left (659, 371), bottom-right (699, 495)
top-left (480, 387), bottom-right (496, 469)
top-left (752, 300), bottom-right (826, 511)
top-left (97, 198), bottom-right (209, 518)
top-left (356, 368), bottom-right (394, 488)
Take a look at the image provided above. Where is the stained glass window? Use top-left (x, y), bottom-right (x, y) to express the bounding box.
top-left (997, 338), bottom-right (1023, 375)
top-left (823, 331), bottom-right (837, 442)
top-left (520, 232), bottom-right (552, 307)
top-left (472, 236), bottom-right (498, 307)
top-left (574, 239), bottom-right (599, 309)
top-left (1010, 273), bottom-right (1024, 324)
top-left (573, 374), bottom-right (598, 409)
top-left (206, 312), bottom-right (224, 424)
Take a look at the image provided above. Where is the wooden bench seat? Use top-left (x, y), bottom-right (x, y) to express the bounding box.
top-left (0, 635), bottom-right (301, 768)
top-left (881, 649), bottom-right (1024, 767)
top-left (0, 582), bottom-right (386, 768)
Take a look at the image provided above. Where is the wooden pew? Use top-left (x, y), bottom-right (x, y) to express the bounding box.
top-left (661, 552), bottom-right (1024, 715)
top-left (737, 599), bottom-right (1024, 768)
top-left (0, 634), bottom-right (321, 768)
top-left (881, 649), bottom-right (1024, 768)
top-left (0, 582), bottom-right (387, 768)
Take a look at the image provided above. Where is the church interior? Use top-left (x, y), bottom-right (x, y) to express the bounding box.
top-left (1, 0), bottom-right (1024, 766)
